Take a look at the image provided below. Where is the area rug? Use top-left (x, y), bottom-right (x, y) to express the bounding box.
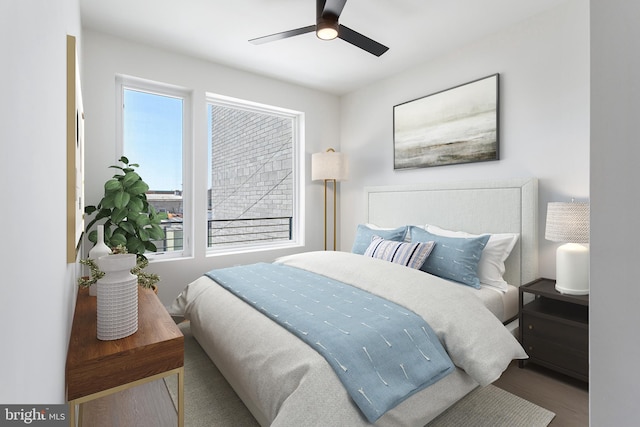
top-left (426, 384), bottom-right (555, 427)
top-left (165, 323), bottom-right (555, 427)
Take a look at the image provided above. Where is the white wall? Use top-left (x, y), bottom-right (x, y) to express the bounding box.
top-left (590, 1), bottom-right (640, 424)
top-left (0, 0), bottom-right (81, 403)
top-left (339, 0), bottom-right (589, 280)
top-left (82, 31), bottom-right (340, 305)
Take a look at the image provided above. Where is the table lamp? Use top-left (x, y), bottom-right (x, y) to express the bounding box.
top-left (545, 201), bottom-right (590, 295)
top-left (311, 148), bottom-right (349, 250)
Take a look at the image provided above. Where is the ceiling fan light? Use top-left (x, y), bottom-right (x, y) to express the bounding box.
top-left (316, 18), bottom-right (339, 40)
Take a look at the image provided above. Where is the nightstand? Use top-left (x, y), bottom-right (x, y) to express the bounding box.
top-left (519, 278), bottom-right (589, 382)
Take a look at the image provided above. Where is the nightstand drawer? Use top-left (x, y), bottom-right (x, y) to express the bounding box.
top-left (523, 334), bottom-right (589, 378)
top-left (522, 312), bottom-right (588, 353)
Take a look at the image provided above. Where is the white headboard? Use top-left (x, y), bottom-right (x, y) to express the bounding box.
top-left (365, 178), bottom-right (538, 287)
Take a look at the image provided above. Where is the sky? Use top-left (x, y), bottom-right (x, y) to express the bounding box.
top-left (123, 89), bottom-right (183, 191)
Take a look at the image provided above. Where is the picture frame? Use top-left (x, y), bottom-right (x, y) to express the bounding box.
top-left (67, 35), bottom-right (85, 263)
top-left (393, 74), bottom-right (499, 170)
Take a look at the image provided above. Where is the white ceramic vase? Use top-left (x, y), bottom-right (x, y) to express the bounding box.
top-left (88, 225), bottom-right (112, 296)
top-left (96, 254), bottom-right (138, 340)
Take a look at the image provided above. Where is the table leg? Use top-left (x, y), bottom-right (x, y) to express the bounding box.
top-left (177, 367), bottom-right (184, 427)
top-left (68, 401), bottom-right (83, 427)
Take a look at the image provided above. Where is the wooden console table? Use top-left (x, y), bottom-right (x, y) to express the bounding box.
top-left (66, 287), bottom-right (184, 427)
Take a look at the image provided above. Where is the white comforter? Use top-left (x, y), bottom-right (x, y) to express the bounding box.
top-left (171, 251), bottom-right (527, 426)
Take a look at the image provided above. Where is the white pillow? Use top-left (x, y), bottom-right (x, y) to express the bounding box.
top-left (425, 224), bottom-right (519, 292)
top-left (364, 236), bottom-right (435, 270)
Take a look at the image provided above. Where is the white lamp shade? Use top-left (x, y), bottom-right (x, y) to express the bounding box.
top-left (312, 151), bottom-right (349, 181)
top-left (545, 201), bottom-right (590, 295)
top-left (545, 201), bottom-right (589, 243)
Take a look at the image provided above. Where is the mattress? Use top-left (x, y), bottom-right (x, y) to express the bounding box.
top-left (458, 284), bottom-right (519, 323)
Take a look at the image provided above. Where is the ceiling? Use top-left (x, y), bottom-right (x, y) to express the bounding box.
top-left (80, 0), bottom-right (569, 96)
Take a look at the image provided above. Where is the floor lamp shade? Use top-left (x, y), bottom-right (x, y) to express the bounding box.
top-left (311, 150), bottom-right (349, 181)
top-left (545, 201), bottom-right (590, 295)
top-left (312, 149), bottom-right (349, 251)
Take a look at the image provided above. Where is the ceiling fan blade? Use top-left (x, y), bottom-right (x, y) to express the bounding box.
top-left (338, 25), bottom-right (389, 57)
top-left (249, 25), bottom-right (315, 45)
top-left (320, 0), bottom-right (347, 18)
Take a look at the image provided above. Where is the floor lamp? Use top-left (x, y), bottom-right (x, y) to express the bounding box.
top-left (311, 148), bottom-right (349, 250)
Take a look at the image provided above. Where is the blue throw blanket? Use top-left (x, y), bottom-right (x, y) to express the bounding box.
top-left (206, 263), bottom-right (454, 422)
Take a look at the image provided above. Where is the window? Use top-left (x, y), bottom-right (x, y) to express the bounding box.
top-left (116, 76), bottom-right (191, 259)
top-left (207, 94), bottom-right (304, 252)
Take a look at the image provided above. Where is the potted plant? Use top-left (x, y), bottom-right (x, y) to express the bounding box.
top-left (79, 156), bottom-right (167, 291)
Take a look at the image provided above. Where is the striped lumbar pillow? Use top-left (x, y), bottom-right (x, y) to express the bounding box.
top-left (364, 236), bottom-right (435, 269)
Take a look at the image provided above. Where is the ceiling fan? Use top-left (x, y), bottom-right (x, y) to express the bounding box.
top-left (249, 0), bottom-right (389, 57)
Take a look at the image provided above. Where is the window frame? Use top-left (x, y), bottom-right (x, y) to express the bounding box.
top-left (115, 75), bottom-right (193, 261)
top-left (206, 93), bottom-right (305, 255)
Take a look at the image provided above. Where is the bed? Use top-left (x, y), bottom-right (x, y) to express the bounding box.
top-left (170, 178), bottom-right (538, 426)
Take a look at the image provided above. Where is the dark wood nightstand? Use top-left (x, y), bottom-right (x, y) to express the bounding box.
top-left (519, 278), bottom-right (589, 382)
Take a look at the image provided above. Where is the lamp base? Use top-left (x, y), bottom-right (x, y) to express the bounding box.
top-left (555, 283), bottom-right (589, 296)
top-left (555, 243), bottom-right (589, 295)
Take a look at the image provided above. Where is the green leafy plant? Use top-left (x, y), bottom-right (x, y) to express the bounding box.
top-left (84, 156), bottom-right (168, 256)
top-left (77, 258), bottom-right (104, 288)
top-left (80, 157), bottom-right (165, 291)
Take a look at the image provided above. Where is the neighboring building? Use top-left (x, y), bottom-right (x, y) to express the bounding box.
top-left (209, 105), bottom-right (293, 246)
top-left (147, 190), bottom-right (183, 252)
top-left (147, 190), bottom-right (183, 215)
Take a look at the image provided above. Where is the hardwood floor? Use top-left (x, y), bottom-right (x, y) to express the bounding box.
top-left (494, 361), bottom-right (589, 426)
top-left (80, 361), bottom-right (588, 426)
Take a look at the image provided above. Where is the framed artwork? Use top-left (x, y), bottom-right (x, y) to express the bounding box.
top-left (67, 35), bottom-right (85, 263)
top-left (393, 74), bottom-right (499, 170)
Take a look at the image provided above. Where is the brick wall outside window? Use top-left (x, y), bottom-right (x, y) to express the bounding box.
top-left (210, 105), bottom-right (293, 246)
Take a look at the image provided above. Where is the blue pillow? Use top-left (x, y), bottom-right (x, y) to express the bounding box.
top-left (410, 226), bottom-right (489, 289)
top-left (351, 224), bottom-right (407, 255)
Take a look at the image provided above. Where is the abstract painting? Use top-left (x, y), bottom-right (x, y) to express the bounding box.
top-left (394, 74), bottom-right (499, 169)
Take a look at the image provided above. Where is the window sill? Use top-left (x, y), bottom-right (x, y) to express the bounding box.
top-left (206, 241), bottom-right (304, 257)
